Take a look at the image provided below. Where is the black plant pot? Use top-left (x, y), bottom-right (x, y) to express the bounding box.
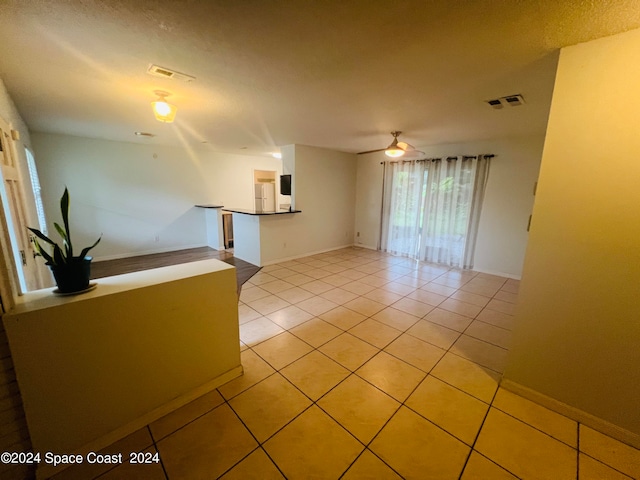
top-left (49, 256), bottom-right (92, 294)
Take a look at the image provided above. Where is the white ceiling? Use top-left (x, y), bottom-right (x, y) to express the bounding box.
top-left (1, 1), bottom-right (639, 156)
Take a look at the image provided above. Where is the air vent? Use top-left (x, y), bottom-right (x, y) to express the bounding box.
top-left (486, 94), bottom-right (525, 109)
top-left (147, 64), bottom-right (196, 82)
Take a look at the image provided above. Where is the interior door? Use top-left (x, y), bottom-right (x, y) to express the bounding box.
top-left (0, 116), bottom-right (40, 293)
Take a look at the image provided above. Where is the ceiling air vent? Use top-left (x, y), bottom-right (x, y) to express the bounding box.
top-left (486, 94), bottom-right (525, 109)
top-left (147, 64), bottom-right (196, 82)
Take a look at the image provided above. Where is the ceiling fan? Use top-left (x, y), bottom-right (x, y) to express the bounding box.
top-left (358, 131), bottom-right (425, 158)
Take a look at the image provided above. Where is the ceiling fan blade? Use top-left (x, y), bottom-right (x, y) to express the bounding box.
top-left (357, 148), bottom-right (386, 155)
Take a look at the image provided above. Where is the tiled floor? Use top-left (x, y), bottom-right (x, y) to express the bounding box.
top-left (53, 248), bottom-right (639, 480)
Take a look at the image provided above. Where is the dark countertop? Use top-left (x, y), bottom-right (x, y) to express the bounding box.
top-left (195, 204), bottom-right (224, 209)
top-left (223, 208), bottom-right (302, 216)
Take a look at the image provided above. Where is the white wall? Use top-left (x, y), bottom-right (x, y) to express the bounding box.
top-left (31, 133), bottom-right (282, 260)
top-left (505, 28), bottom-right (640, 441)
top-left (354, 135), bottom-right (544, 278)
top-left (260, 144), bottom-right (357, 263)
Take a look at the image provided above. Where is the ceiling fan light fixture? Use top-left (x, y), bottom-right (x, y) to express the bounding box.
top-left (151, 90), bottom-right (177, 123)
top-left (384, 131), bottom-right (405, 157)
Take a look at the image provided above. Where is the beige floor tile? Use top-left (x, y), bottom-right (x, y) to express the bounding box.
top-left (319, 332), bottom-right (379, 370)
top-left (299, 279), bottom-right (335, 295)
top-left (288, 263), bottom-right (315, 273)
top-left (264, 405), bottom-right (364, 479)
top-left (500, 281), bottom-right (520, 294)
top-left (342, 449), bottom-right (403, 479)
top-left (439, 298), bottom-right (483, 318)
top-left (464, 320), bottom-right (513, 349)
top-left (320, 287), bottom-right (360, 305)
top-left (372, 307), bottom-right (421, 331)
top-left (430, 352), bottom-right (500, 403)
top-left (342, 280), bottom-right (378, 295)
top-left (239, 317), bottom-right (285, 347)
top-left (421, 282), bottom-right (457, 297)
top-left (406, 319), bottom-right (461, 349)
top-left (274, 286), bottom-right (315, 304)
top-left (158, 403), bottom-right (257, 479)
top-left (390, 297), bottom-right (435, 318)
top-left (319, 306), bottom-right (367, 330)
top-left (267, 267), bottom-right (298, 279)
top-left (344, 297), bottom-right (387, 317)
top-left (260, 279), bottom-right (296, 294)
top-left (380, 281), bottom-right (416, 296)
top-left (406, 376), bottom-right (489, 445)
top-left (238, 304), bottom-right (262, 324)
top-left (370, 406), bottom-right (469, 479)
top-left (450, 290), bottom-right (491, 307)
top-left (266, 305), bottom-right (314, 329)
top-left (348, 317), bottom-right (402, 348)
top-left (424, 307), bottom-right (473, 332)
top-left (280, 350), bottom-right (350, 400)
top-left (218, 349), bottom-right (276, 400)
top-left (460, 451), bottom-right (518, 479)
top-left (492, 388), bottom-right (577, 447)
top-left (460, 282), bottom-right (501, 297)
top-left (247, 295), bottom-right (291, 316)
top-left (219, 448), bottom-right (285, 479)
top-left (252, 331), bottom-right (313, 370)
top-left (493, 290), bottom-right (518, 304)
top-left (394, 275), bottom-right (425, 288)
top-left (384, 333), bottom-right (446, 373)
top-left (289, 317), bottom-right (342, 347)
top-left (318, 374), bottom-right (399, 443)
top-left (407, 288), bottom-right (448, 306)
top-left (355, 264), bottom-right (385, 275)
top-left (356, 351), bottom-right (425, 402)
top-left (486, 298), bottom-right (516, 315)
top-left (240, 285), bottom-right (271, 303)
top-left (51, 429), bottom-right (154, 480)
top-left (283, 273), bottom-right (315, 285)
top-left (363, 288), bottom-right (404, 306)
top-left (475, 408), bottom-right (577, 479)
top-left (229, 373), bottom-right (311, 442)
top-left (322, 263), bottom-right (349, 274)
top-left (150, 389), bottom-right (225, 441)
top-left (579, 425), bottom-right (640, 478)
top-left (578, 453), bottom-right (633, 480)
top-left (450, 334), bottom-right (509, 373)
top-left (340, 268), bottom-right (369, 280)
top-left (96, 447), bottom-right (165, 480)
top-left (296, 295), bottom-right (339, 316)
top-left (304, 268), bottom-right (333, 279)
top-left (322, 274), bottom-right (352, 287)
top-left (360, 274), bottom-right (392, 287)
top-left (475, 308), bottom-right (515, 330)
top-left (249, 272), bottom-right (278, 285)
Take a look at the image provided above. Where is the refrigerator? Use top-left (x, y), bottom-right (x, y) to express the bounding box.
top-left (254, 183), bottom-right (276, 212)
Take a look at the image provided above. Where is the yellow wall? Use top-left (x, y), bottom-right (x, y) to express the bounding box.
top-left (504, 28), bottom-right (640, 437)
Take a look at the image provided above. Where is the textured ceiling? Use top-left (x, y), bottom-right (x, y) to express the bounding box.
top-left (0, 1), bottom-right (639, 156)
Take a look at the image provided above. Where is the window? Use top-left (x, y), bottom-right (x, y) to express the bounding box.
top-left (25, 147), bottom-right (47, 235)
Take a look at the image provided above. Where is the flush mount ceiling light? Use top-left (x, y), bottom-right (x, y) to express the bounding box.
top-left (151, 90), bottom-right (177, 123)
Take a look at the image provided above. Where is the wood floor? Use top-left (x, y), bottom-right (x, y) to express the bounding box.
top-left (90, 247), bottom-right (261, 295)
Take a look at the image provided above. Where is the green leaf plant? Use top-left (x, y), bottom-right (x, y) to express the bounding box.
top-left (28, 188), bottom-right (102, 266)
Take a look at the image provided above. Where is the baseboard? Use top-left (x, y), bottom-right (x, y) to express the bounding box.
top-left (470, 267), bottom-right (522, 280)
top-left (36, 365), bottom-right (243, 480)
top-left (500, 379), bottom-right (640, 449)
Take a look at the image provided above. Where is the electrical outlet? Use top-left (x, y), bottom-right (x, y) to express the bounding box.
top-left (154, 235), bottom-right (160, 242)
top-left (357, 232), bottom-right (360, 237)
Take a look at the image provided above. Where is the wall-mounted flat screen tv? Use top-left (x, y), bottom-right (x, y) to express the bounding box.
top-left (280, 174), bottom-right (292, 196)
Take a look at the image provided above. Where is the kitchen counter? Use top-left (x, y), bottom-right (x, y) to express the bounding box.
top-left (222, 207), bottom-right (302, 215)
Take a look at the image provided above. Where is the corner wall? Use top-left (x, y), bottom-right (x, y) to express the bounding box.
top-left (354, 135), bottom-right (544, 278)
top-left (504, 28), bottom-right (640, 440)
top-left (31, 133), bottom-right (282, 260)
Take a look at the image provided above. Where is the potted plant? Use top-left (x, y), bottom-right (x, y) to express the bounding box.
top-left (28, 188), bottom-right (101, 294)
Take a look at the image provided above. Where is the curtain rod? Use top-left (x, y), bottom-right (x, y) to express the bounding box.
top-left (380, 154), bottom-right (494, 165)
